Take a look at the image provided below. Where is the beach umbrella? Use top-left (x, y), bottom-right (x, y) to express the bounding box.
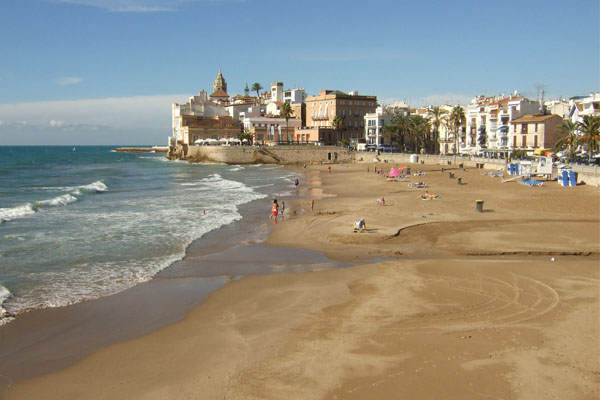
top-left (194, 139), bottom-right (204, 144)
top-left (388, 168), bottom-right (401, 177)
top-left (219, 137), bottom-right (228, 143)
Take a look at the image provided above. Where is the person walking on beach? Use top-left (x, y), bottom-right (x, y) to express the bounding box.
top-left (294, 178), bottom-right (299, 189)
top-left (281, 200), bottom-right (285, 217)
top-left (328, 165), bottom-right (331, 173)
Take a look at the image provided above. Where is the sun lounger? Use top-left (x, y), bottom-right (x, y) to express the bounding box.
top-left (519, 179), bottom-right (543, 187)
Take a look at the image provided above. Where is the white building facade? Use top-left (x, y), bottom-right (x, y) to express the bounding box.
top-left (465, 93), bottom-right (540, 153)
top-left (364, 106), bottom-right (396, 147)
top-left (171, 90), bottom-right (230, 145)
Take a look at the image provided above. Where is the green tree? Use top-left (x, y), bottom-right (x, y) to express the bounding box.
top-left (332, 114), bottom-right (345, 145)
top-left (384, 112), bottom-right (411, 151)
top-left (576, 115), bottom-right (600, 162)
top-left (279, 102), bottom-right (294, 143)
top-left (251, 82), bottom-right (263, 98)
top-left (449, 105), bottom-right (466, 154)
top-left (553, 119), bottom-right (578, 159)
top-left (409, 115), bottom-right (431, 153)
top-left (427, 106), bottom-right (449, 154)
top-left (237, 130), bottom-right (253, 145)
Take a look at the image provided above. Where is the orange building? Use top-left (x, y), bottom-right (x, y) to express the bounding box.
top-left (305, 90), bottom-right (377, 144)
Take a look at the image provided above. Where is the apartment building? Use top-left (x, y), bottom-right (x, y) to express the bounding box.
top-left (364, 105), bottom-right (407, 147)
top-left (466, 93), bottom-right (540, 153)
top-left (509, 114), bottom-right (563, 152)
top-left (306, 90), bottom-right (377, 144)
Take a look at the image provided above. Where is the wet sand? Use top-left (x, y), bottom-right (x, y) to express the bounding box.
top-left (2, 161), bottom-right (599, 399)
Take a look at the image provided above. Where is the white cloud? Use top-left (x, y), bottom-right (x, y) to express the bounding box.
top-left (0, 94), bottom-right (191, 145)
top-left (56, 77), bottom-right (83, 86)
top-left (50, 0), bottom-right (244, 12)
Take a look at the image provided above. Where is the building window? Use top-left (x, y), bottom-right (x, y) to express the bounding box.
top-left (522, 123), bottom-right (528, 134)
top-left (522, 135), bottom-right (526, 147)
top-left (535, 123), bottom-right (538, 132)
top-left (534, 135), bottom-right (538, 148)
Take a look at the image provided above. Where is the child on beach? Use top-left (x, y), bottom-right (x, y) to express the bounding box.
top-left (271, 199), bottom-right (279, 221)
top-left (281, 201), bottom-right (285, 216)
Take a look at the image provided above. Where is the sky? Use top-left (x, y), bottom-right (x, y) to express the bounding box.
top-left (0, 0), bottom-right (598, 145)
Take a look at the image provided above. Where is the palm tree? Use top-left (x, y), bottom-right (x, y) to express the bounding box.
top-left (576, 115), bottom-right (600, 162)
top-left (279, 102), bottom-right (293, 143)
top-left (427, 106), bottom-right (449, 154)
top-left (449, 105), bottom-right (466, 154)
top-left (332, 114), bottom-right (345, 145)
top-left (409, 115), bottom-right (431, 153)
top-left (553, 119), bottom-right (578, 159)
top-left (251, 82), bottom-right (263, 99)
top-left (384, 112), bottom-right (411, 152)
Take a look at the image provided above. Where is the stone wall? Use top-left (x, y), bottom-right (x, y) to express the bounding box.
top-left (170, 145), bottom-right (353, 165)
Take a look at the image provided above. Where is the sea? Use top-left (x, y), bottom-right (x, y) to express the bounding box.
top-left (0, 146), bottom-right (296, 325)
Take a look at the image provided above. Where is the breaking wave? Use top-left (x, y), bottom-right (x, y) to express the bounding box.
top-left (0, 180), bottom-right (108, 224)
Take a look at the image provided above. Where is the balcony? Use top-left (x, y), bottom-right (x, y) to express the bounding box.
top-left (312, 116), bottom-right (329, 121)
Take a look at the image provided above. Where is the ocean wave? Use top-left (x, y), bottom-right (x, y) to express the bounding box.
top-left (74, 180), bottom-right (108, 194)
top-left (228, 165), bottom-right (245, 172)
top-left (251, 183), bottom-right (275, 189)
top-left (0, 204), bottom-right (36, 224)
top-left (35, 194), bottom-right (78, 208)
top-left (0, 285), bottom-right (14, 325)
top-left (0, 180), bottom-right (108, 224)
top-left (0, 170), bottom-right (272, 322)
top-left (200, 173), bottom-right (223, 183)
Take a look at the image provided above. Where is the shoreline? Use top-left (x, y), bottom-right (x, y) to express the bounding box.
top-left (2, 161), bottom-right (599, 399)
top-left (0, 165), bottom-right (329, 386)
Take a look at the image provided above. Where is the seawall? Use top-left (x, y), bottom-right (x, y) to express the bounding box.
top-left (168, 145), bottom-right (353, 165)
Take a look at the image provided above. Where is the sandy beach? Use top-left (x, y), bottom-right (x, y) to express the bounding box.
top-left (3, 160), bottom-right (599, 399)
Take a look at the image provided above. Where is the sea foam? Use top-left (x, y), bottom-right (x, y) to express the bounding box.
top-left (0, 204), bottom-right (36, 224)
top-left (0, 180), bottom-right (108, 224)
top-left (0, 285), bottom-right (14, 325)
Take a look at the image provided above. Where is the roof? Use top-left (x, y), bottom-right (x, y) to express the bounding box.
top-left (510, 114), bottom-right (561, 123)
top-left (210, 89), bottom-right (229, 98)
